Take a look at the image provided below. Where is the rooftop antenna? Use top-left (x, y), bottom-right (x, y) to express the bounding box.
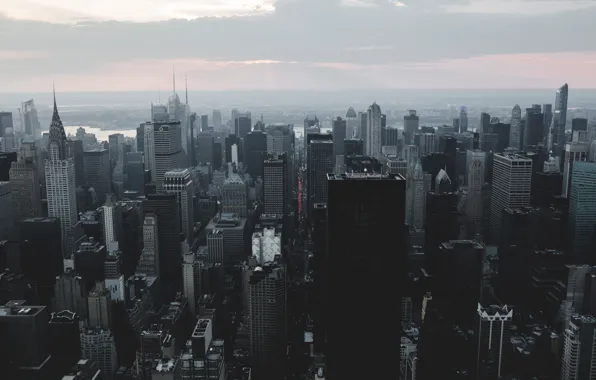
top-left (172, 66), bottom-right (176, 95)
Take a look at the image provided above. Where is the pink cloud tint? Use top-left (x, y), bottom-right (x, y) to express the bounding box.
top-left (0, 50), bottom-right (51, 60)
top-left (5, 52), bottom-right (596, 92)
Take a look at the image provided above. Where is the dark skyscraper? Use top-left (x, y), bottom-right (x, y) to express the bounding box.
top-left (83, 149), bottom-right (111, 205)
top-left (243, 130), bottom-right (267, 179)
top-left (235, 115), bottom-right (251, 138)
top-left (332, 117), bottom-right (346, 160)
top-left (325, 173), bottom-right (407, 380)
top-left (523, 108), bottom-right (544, 151)
top-left (136, 124), bottom-right (144, 153)
top-left (143, 193), bottom-right (181, 290)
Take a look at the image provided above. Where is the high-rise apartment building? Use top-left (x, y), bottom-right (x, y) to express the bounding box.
top-left (561, 315), bottom-right (596, 380)
top-left (247, 263), bottom-right (287, 380)
top-left (9, 143), bottom-right (41, 222)
top-left (326, 173), bottom-right (407, 380)
top-left (553, 83), bottom-right (569, 160)
top-left (543, 104), bottom-right (553, 145)
top-left (263, 155), bottom-right (287, 216)
top-left (222, 173), bottom-right (248, 217)
top-left (164, 169), bottom-right (195, 244)
top-left (45, 92), bottom-right (80, 256)
top-left (137, 214), bottom-right (159, 276)
top-left (489, 153), bottom-right (532, 243)
top-left (142, 120), bottom-right (182, 189)
top-left (366, 102), bottom-right (382, 158)
top-left (569, 161), bottom-right (596, 264)
top-left (83, 149), bottom-right (111, 205)
top-left (509, 105), bottom-right (522, 150)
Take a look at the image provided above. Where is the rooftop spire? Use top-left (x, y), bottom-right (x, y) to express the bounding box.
top-left (185, 73), bottom-right (188, 105)
top-left (48, 84), bottom-right (67, 159)
top-left (53, 81), bottom-right (58, 115)
top-left (172, 66), bottom-right (176, 95)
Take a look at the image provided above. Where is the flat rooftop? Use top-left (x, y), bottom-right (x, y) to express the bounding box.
top-left (327, 173), bottom-right (405, 180)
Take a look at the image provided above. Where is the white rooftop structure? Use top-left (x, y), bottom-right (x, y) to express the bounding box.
top-left (252, 227), bottom-right (281, 264)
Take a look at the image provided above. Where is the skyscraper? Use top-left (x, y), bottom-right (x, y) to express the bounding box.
top-left (509, 105), bottom-right (522, 150)
top-left (543, 103), bottom-right (553, 145)
top-left (332, 117), bottom-right (346, 161)
top-left (138, 214), bottom-right (159, 276)
top-left (568, 161), bottom-right (596, 264)
top-left (404, 110), bottom-right (419, 145)
top-left (466, 150), bottom-right (486, 234)
top-left (222, 173), bottom-right (248, 217)
top-left (405, 158), bottom-right (431, 229)
top-left (523, 107), bottom-right (544, 151)
top-left (45, 91), bottom-right (80, 256)
top-left (263, 155), bottom-right (287, 216)
top-left (235, 113), bottom-right (252, 138)
top-left (562, 142), bottom-right (589, 198)
top-left (0, 112), bottom-right (14, 152)
top-left (561, 315), bottom-right (596, 380)
top-left (489, 153), bottom-right (532, 243)
top-left (247, 263), bottom-right (287, 380)
top-left (9, 143), bottom-right (41, 222)
top-left (243, 130), bottom-right (267, 180)
top-left (476, 304), bottom-right (513, 378)
top-left (459, 106), bottom-right (469, 133)
top-left (307, 139), bottom-right (334, 217)
top-left (366, 102), bottom-right (382, 158)
top-left (164, 169), bottom-right (195, 245)
top-left (326, 173), bottom-right (407, 380)
top-left (553, 83), bottom-right (569, 159)
top-left (345, 107), bottom-right (358, 139)
top-left (22, 99), bottom-right (41, 139)
top-left (142, 120), bottom-right (182, 189)
top-left (83, 149), bottom-right (111, 205)
top-left (213, 109), bottom-right (222, 130)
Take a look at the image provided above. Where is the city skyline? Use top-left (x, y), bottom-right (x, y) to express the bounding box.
top-left (1, 0), bottom-right (595, 91)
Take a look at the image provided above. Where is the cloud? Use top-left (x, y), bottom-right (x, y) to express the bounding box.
top-left (0, 50), bottom-right (50, 60)
top-left (0, 0), bottom-right (594, 91)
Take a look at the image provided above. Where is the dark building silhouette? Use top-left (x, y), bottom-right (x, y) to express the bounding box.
top-left (344, 155), bottom-right (381, 173)
top-left (136, 124), bottom-right (144, 153)
top-left (532, 171), bottom-right (563, 207)
top-left (20, 217), bottom-right (62, 307)
top-left (235, 115), bottom-right (251, 138)
top-left (213, 142), bottom-right (222, 170)
top-left (344, 139), bottom-right (363, 156)
top-left (243, 130), bottom-right (268, 180)
top-left (0, 152), bottom-right (17, 181)
top-left (143, 193), bottom-right (181, 296)
top-left (311, 203), bottom-right (327, 352)
top-left (225, 134), bottom-right (241, 164)
top-left (523, 108), bottom-right (544, 151)
top-left (66, 140), bottom-right (85, 187)
top-left (48, 310), bottom-right (81, 375)
top-left (425, 192), bottom-right (460, 273)
top-left (325, 173), bottom-right (407, 380)
top-left (572, 118), bottom-right (588, 133)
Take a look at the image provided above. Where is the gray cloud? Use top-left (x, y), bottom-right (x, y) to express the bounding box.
top-left (0, 0), bottom-right (594, 87)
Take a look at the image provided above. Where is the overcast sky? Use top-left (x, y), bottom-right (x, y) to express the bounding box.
top-left (0, 0), bottom-right (595, 92)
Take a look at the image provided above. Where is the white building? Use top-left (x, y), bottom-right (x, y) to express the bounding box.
top-left (252, 227), bottom-right (281, 264)
top-left (45, 93), bottom-right (80, 256)
top-left (366, 102), bottom-right (382, 158)
top-left (561, 315), bottom-right (596, 380)
top-left (509, 105), bottom-right (522, 150)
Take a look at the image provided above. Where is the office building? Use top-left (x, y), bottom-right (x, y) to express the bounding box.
top-left (182, 252), bottom-right (203, 316)
top-left (53, 268), bottom-right (88, 320)
top-left (476, 304), bottom-right (513, 379)
top-left (386, 156), bottom-right (408, 177)
top-left (125, 152), bottom-right (145, 193)
top-left (466, 150), bottom-right (486, 233)
top-left (0, 303), bottom-right (50, 372)
top-left (201, 114), bottom-right (209, 131)
top-left (405, 159), bottom-right (431, 230)
top-left (20, 217), bottom-right (63, 304)
top-left (326, 173), bottom-right (407, 380)
top-left (206, 213), bottom-right (248, 265)
top-left (74, 237), bottom-right (106, 288)
top-left (164, 169), bottom-right (195, 244)
top-left (0, 112), bottom-right (14, 152)
top-left (235, 114), bottom-right (252, 138)
top-left (562, 142), bottom-right (589, 198)
top-left (80, 328), bottom-right (117, 380)
top-left (569, 161), bottom-right (596, 264)
top-left (48, 310), bottom-right (81, 375)
top-left (523, 107), bottom-right (544, 151)
top-left (138, 214), bottom-right (159, 276)
top-left (0, 182), bottom-right (12, 239)
top-left (213, 109), bottom-right (222, 130)
top-left (207, 229), bottom-right (224, 267)
top-left (22, 99), bottom-right (42, 139)
top-left (136, 124), bottom-right (145, 153)
top-left (45, 92), bottom-right (80, 256)
top-left (459, 106), bottom-right (469, 133)
top-left (552, 83), bottom-right (569, 159)
top-left (143, 194), bottom-right (181, 285)
top-left (561, 315), bottom-right (596, 380)
top-left (345, 107), bottom-right (358, 139)
top-left (243, 130), bottom-right (267, 180)
top-left (307, 139), bottom-right (334, 216)
top-left (247, 263), bottom-right (287, 380)
top-left (490, 153), bottom-right (532, 243)
top-left (222, 173), bottom-right (248, 217)
top-left (83, 149), bottom-right (111, 205)
top-left (366, 102), bottom-right (382, 158)
top-left (332, 117), bottom-right (346, 161)
top-left (197, 132), bottom-right (214, 165)
top-left (142, 120), bottom-right (182, 189)
top-left (87, 286), bottom-right (111, 330)
top-left (263, 155), bottom-right (287, 215)
top-left (10, 144), bottom-right (42, 222)
top-left (543, 104), bottom-right (553, 144)
top-left (404, 110), bottom-right (419, 145)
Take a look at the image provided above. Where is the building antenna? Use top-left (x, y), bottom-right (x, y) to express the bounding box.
top-left (172, 66), bottom-right (176, 95)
